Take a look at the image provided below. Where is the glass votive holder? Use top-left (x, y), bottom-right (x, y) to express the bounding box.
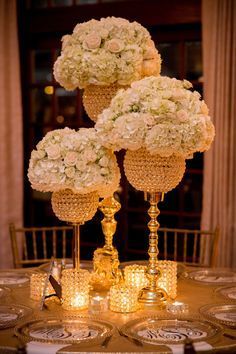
top-left (89, 291), bottom-right (109, 315)
top-left (61, 269), bottom-right (90, 310)
top-left (30, 272), bottom-right (54, 301)
top-left (166, 301), bottom-right (189, 315)
top-left (109, 284), bottom-right (140, 313)
top-left (124, 265), bottom-right (149, 290)
top-left (157, 260), bottom-right (177, 299)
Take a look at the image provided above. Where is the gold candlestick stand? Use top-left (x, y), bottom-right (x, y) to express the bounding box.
top-left (92, 196), bottom-right (123, 290)
top-left (138, 192), bottom-right (167, 307)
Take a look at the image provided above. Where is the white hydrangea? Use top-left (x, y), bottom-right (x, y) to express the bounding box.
top-left (95, 76), bottom-right (215, 158)
top-left (28, 127), bottom-right (120, 197)
top-left (54, 17), bottom-right (161, 89)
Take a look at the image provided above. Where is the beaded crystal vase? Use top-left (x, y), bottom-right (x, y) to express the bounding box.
top-left (83, 84), bottom-right (127, 122)
top-left (124, 148), bottom-right (185, 308)
top-left (51, 189), bottom-right (99, 269)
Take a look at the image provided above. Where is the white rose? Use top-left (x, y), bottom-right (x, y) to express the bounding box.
top-left (64, 151), bottom-right (78, 166)
top-left (177, 110), bottom-right (189, 122)
top-left (99, 155), bottom-right (109, 167)
top-left (76, 160), bottom-right (87, 171)
top-left (65, 166), bottom-right (75, 178)
top-left (31, 150), bottom-right (46, 160)
top-left (106, 39), bottom-right (125, 53)
top-left (84, 32), bottom-right (101, 49)
top-left (45, 145), bottom-right (61, 160)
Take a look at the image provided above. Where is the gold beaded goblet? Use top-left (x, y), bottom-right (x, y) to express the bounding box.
top-left (83, 84), bottom-right (127, 123)
top-left (124, 148), bottom-right (185, 308)
top-left (51, 189), bottom-right (99, 270)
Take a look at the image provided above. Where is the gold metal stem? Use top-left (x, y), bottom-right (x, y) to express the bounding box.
top-left (91, 195), bottom-right (122, 290)
top-left (99, 196), bottom-right (121, 249)
top-left (72, 223), bottom-right (81, 271)
top-left (138, 192), bottom-right (167, 307)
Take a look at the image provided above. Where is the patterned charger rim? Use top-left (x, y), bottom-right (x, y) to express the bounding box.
top-left (0, 304), bottom-right (33, 329)
top-left (181, 268), bottom-right (236, 286)
top-left (14, 315), bottom-right (116, 345)
top-left (214, 286), bottom-right (236, 301)
top-left (199, 302), bottom-right (236, 328)
top-left (119, 315), bottom-right (222, 345)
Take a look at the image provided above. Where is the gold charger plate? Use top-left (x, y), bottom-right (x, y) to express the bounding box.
top-left (0, 304), bottom-right (32, 329)
top-left (0, 271), bottom-right (30, 288)
top-left (199, 303), bottom-right (236, 328)
top-left (120, 316), bottom-right (222, 345)
top-left (182, 268), bottom-right (236, 285)
top-left (14, 316), bottom-right (115, 346)
top-left (215, 286), bottom-right (236, 301)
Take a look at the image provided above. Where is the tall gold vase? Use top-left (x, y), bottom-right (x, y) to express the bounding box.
top-left (82, 84), bottom-right (124, 288)
top-left (124, 148), bottom-right (186, 307)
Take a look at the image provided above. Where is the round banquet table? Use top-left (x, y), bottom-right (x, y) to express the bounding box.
top-left (0, 266), bottom-right (236, 354)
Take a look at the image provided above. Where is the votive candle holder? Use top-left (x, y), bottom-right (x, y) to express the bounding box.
top-left (30, 272), bottom-right (54, 301)
top-left (166, 301), bottom-right (189, 315)
top-left (124, 264), bottom-right (149, 290)
top-left (109, 284), bottom-right (140, 313)
top-left (157, 260), bottom-right (177, 299)
top-left (61, 269), bottom-right (90, 310)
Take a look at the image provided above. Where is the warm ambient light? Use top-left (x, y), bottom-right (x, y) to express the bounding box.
top-left (44, 86), bottom-right (54, 95)
top-left (157, 260), bottom-right (177, 300)
top-left (124, 265), bottom-right (149, 290)
top-left (166, 301), bottom-right (189, 314)
top-left (61, 269), bottom-right (90, 310)
top-left (109, 284), bottom-right (140, 313)
top-left (30, 272), bottom-right (54, 301)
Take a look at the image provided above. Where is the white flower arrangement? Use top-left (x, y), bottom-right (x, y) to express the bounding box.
top-left (28, 127), bottom-right (120, 198)
top-left (53, 17), bottom-right (161, 89)
top-left (95, 76), bottom-right (215, 158)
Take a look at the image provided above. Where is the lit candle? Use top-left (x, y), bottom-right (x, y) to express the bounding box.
top-left (61, 269), bottom-right (90, 310)
top-left (89, 292), bottom-right (108, 314)
top-left (124, 265), bottom-right (149, 290)
top-left (166, 301), bottom-right (189, 314)
top-left (109, 284), bottom-right (140, 313)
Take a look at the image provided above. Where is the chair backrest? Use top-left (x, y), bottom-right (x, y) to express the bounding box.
top-left (9, 223), bottom-right (73, 268)
top-left (157, 227), bottom-right (219, 267)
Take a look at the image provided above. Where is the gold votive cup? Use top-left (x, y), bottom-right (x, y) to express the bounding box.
top-left (61, 269), bottom-right (90, 310)
top-left (124, 265), bottom-right (149, 290)
top-left (157, 260), bottom-right (177, 300)
top-left (109, 284), bottom-right (140, 313)
top-left (30, 272), bottom-right (54, 301)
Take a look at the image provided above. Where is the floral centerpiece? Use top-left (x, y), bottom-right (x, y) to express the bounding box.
top-left (28, 127), bottom-right (120, 272)
top-left (95, 75), bottom-right (215, 159)
top-left (54, 17), bottom-right (162, 121)
top-left (28, 127), bottom-right (120, 198)
top-left (54, 17), bottom-right (161, 90)
top-left (95, 75), bottom-right (215, 307)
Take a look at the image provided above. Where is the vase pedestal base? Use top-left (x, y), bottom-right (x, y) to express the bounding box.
top-left (138, 287), bottom-right (167, 309)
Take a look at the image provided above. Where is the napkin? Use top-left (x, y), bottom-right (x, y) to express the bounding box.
top-left (168, 341), bottom-right (212, 354)
top-left (27, 341), bottom-right (66, 354)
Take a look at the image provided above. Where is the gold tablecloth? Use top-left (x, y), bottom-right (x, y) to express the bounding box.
top-left (0, 268), bottom-right (236, 353)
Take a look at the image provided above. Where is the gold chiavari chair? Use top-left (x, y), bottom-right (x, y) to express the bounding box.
top-left (9, 223), bottom-right (73, 268)
top-left (158, 227), bottom-right (220, 267)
